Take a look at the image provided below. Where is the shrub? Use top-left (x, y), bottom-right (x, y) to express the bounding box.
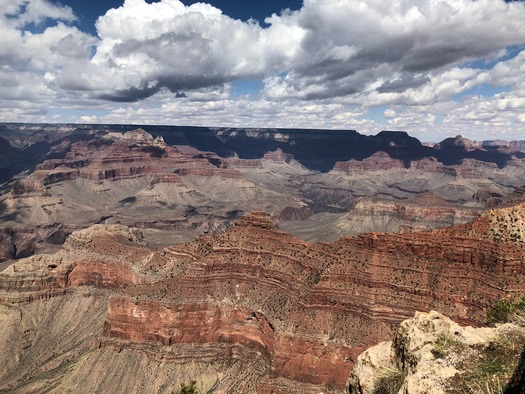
top-left (486, 297), bottom-right (525, 325)
top-left (457, 328), bottom-right (525, 394)
top-left (372, 366), bottom-right (405, 394)
top-left (173, 381), bottom-right (198, 394)
top-left (432, 330), bottom-right (465, 359)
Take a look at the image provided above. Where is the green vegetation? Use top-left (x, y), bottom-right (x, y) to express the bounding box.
top-left (432, 330), bottom-right (465, 359)
top-left (461, 355), bottom-right (507, 394)
top-left (372, 366), bottom-right (405, 394)
top-left (462, 376), bottom-right (504, 394)
top-left (477, 355), bottom-right (506, 377)
top-left (486, 296), bottom-right (525, 325)
top-left (456, 329), bottom-right (525, 394)
top-left (172, 381), bottom-right (198, 394)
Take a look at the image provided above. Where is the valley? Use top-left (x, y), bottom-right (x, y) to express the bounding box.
top-left (1, 123), bottom-right (525, 393)
top-left (2, 124), bottom-right (525, 260)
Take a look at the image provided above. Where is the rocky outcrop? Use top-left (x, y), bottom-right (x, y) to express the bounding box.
top-left (30, 129), bottom-right (236, 184)
top-left (348, 311), bottom-right (525, 394)
top-left (452, 158), bottom-right (499, 178)
top-left (474, 189), bottom-right (506, 207)
top-left (509, 140), bottom-right (525, 152)
top-left (274, 206), bottom-right (313, 222)
top-left (334, 152), bottom-right (406, 172)
top-left (433, 135), bottom-right (513, 167)
top-left (0, 224), bottom-right (149, 299)
top-left (9, 179), bottom-right (49, 198)
top-left (263, 149), bottom-right (294, 163)
top-left (0, 224), bottom-right (67, 261)
top-left (349, 193), bottom-right (480, 232)
top-left (474, 185), bottom-right (525, 208)
top-left (408, 157), bottom-right (457, 175)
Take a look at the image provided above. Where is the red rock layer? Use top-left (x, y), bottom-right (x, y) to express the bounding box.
top-left (334, 151), bottom-right (406, 171)
top-left (334, 153), bottom-right (456, 175)
top-left (29, 129), bottom-right (247, 185)
top-left (2, 207), bottom-right (525, 391)
top-left (105, 299), bottom-right (275, 359)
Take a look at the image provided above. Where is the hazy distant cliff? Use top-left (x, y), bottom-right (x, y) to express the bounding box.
top-left (1, 123), bottom-right (523, 172)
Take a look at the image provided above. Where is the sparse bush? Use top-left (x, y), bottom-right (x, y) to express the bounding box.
top-left (478, 355), bottom-right (506, 377)
top-left (461, 355), bottom-right (507, 394)
top-left (307, 269), bottom-right (321, 285)
top-left (463, 376), bottom-right (504, 394)
top-left (372, 366), bottom-right (405, 394)
top-left (457, 328), bottom-right (525, 394)
top-left (172, 380), bottom-right (198, 394)
top-left (493, 328), bottom-right (525, 352)
top-left (432, 330), bottom-right (465, 359)
top-left (486, 297), bottom-right (525, 325)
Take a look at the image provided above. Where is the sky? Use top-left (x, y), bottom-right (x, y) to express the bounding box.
top-left (1, 0), bottom-right (525, 142)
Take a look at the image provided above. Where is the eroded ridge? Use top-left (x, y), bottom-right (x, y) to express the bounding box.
top-left (1, 208), bottom-right (525, 392)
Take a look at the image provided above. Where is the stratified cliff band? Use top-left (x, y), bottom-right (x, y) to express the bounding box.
top-left (1, 204), bottom-right (525, 393)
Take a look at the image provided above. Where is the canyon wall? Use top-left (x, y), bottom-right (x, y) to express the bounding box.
top-left (1, 205), bottom-right (525, 392)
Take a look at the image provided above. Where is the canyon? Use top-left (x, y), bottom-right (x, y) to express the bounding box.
top-left (2, 124), bottom-right (525, 392)
top-left (2, 124), bottom-right (525, 261)
top-left (1, 205), bottom-right (525, 392)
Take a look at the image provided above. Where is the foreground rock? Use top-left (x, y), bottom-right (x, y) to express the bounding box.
top-left (348, 311), bottom-right (525, 394)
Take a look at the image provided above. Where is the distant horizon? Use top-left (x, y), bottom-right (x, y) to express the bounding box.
top-left (3, 121), bottom-right (525, 145)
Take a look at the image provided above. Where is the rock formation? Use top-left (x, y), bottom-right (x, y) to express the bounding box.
top-left (348, 311), bottom-right (525, 394)
top-left (1, 202), bottom-right (525, 392)
top-left (4, 125), bottom-right (525, 263)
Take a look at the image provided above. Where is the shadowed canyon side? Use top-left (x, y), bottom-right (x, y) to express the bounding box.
top-left (3, 126), bottom-right (525, 261)
top-left (1, 207), bottom-right (525, 392)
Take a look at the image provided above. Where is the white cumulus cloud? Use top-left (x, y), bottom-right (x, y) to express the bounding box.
top-left (1, 0), bottom-right (525, 141)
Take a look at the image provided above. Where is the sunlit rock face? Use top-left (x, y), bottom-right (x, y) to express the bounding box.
top-left (348, 311), bottom-right (525, 394)
top-left (4, 125), bottom-right (525, 262)
top-left (1, 204), bottom-right (525, 392)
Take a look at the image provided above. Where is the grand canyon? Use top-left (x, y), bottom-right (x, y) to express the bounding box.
top-left (2, 123), bottom-right (525, 393)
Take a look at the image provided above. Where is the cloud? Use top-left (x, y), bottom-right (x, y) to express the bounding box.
top-left (80, 0), bottom-right (275, 101)
top-left (91, 95), bottom-right (367, 132)
top-left (0, 0), bottom-right (95, 112)
top-left (262, 0), bottom-right (525, 102)
top-left (79, 0), bottom-right (525, 103)
top-left (4, 0), bottom-right (525, 105)
top-left (1, 0), bottom-right (525, 141)
top-left (1, 0), bottom-right (76, 27)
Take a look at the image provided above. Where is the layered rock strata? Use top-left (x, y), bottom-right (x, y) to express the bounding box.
top-left (29, 128), bottom-right (239, 184)
top-left (1, 205), bottom-right (525, 392)
top-left (5, 128), bottom-right (525, 264)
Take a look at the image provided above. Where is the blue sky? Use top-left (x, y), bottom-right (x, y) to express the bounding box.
top-left (2, 0), bottom-right (525, 141)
